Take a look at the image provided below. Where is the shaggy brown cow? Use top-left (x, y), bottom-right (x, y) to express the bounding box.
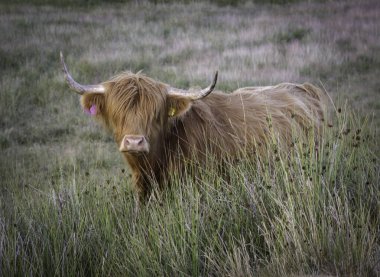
top-left (60, 52), bottom-right (325, 200)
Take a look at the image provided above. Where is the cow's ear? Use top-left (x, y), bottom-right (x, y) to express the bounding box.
top-left (167, 95), bottom-right (192, 118)
top-left (80, 93), bottom-right (105, 116)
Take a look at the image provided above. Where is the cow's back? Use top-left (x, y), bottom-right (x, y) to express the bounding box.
top-left (176, 83), bottom-right (326, 159)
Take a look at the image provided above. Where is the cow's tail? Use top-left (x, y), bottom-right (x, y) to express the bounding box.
top-left (295, 82), bottom-right (332, 138)
top-left (298, 83), bottom-right (326, 103)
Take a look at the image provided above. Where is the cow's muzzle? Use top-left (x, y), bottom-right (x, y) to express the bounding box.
top-left (119, 135), bottom-right (149, 154)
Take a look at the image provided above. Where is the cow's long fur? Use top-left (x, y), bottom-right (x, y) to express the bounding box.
top-left (81, 72), bottom-right (325, 199)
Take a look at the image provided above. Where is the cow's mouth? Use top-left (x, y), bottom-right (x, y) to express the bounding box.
top-left (121, 149), bottom-right (148, 156)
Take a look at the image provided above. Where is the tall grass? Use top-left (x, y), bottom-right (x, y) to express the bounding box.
top-left (1, 106), bottom-right (378, 276)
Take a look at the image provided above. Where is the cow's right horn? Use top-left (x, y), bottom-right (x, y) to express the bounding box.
top-left (168, 71), bottom-right (218, 100)
top-left (60, 51), bottom-right (105, 95)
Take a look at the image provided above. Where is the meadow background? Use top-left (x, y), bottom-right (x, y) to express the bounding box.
top-left (0, 0), bottom-right (379, 276)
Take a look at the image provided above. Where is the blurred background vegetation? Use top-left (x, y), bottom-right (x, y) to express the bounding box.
top-left (2, 0), bottom-right (319, 6)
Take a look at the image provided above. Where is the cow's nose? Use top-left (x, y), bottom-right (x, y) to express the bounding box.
top-left (119, 135), bottom-right (149, 153)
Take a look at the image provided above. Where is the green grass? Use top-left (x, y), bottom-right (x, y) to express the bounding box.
top-left (1, 108), bottom-right (378, 276)
top-left (0, 0), bottom-right (379, 276)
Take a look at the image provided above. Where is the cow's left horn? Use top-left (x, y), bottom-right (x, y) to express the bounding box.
top-left (168, 71), bottom-right (218, 100)
top-left (60, 51), bottom-right (105, 95)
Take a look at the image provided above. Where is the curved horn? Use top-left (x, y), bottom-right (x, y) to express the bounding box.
top-left (168, 71), bottom-right (218, 100)
top-left (60, 51), bottom-right (105, 95)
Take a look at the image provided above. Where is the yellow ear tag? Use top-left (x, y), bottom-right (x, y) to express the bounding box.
top-left (168, 107), bottom-right (176, 117)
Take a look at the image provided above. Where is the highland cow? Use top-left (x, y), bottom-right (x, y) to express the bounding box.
top-left (60, 52), bottom-right (325, 200)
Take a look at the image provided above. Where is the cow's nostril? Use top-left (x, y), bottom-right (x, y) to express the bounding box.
top-left (137, 137), bottom-right (144, 145)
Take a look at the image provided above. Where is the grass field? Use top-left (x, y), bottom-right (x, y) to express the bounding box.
top-left (0, 0), bottom-right (379, 276)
